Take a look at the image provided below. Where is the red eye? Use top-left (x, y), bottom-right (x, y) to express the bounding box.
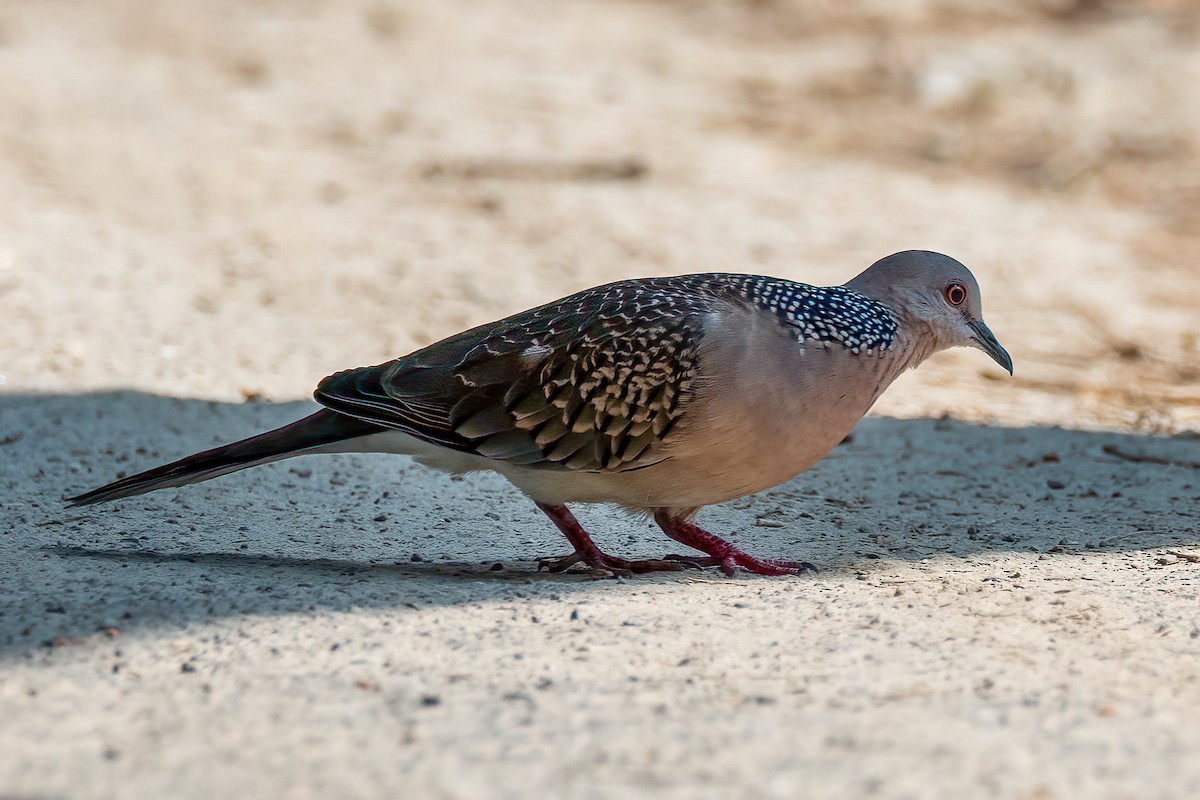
top-left (944, 282), bottom-right (967, 306)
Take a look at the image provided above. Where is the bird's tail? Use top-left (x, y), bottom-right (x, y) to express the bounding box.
top-left (67, 410), bottom-right (383, 507)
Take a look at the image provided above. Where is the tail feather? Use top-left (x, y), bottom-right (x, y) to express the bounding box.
top-left (67, 410), bottom-right (383, 507)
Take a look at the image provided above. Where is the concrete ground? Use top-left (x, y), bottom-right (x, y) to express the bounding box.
top-left (2, 1), bottom-right (1199, 798)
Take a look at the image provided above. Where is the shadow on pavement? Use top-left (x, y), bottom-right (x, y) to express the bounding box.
top-left (2, 390), bottom-right (1197, 657)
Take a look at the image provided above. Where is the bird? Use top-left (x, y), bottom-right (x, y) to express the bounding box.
top-left (68, 249), bottom-right (1012, 577)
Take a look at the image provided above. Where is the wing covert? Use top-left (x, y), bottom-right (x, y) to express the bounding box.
top-left (314, 279), bottom-right (710, 472)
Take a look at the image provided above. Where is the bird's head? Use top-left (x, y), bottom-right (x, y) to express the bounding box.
top-left (846, 250), bottom-right (1012, 374)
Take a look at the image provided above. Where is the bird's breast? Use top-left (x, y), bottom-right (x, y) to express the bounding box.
top-left (648, 315), bottom-right (900, 507)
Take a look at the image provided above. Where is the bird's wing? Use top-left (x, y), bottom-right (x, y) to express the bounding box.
top-left (315, 278), bottom-right (714, 472)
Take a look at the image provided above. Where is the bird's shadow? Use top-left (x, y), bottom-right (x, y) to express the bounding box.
top-left (3, 390), bottom-right (1198, 658)
top-left (39, 544), bottom-right (553, 580)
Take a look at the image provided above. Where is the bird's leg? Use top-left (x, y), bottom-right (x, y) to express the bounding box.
top-left (653, 511), bottom-right (817, 577)
top-left (534, 502), bottom-right (694, 576)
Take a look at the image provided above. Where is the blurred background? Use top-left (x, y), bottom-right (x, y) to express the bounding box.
top-left (3, 0), bottom-right (1199, 431)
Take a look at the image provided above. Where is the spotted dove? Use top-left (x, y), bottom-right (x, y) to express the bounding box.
top-left (68, 250), bottom-right (1012, 576)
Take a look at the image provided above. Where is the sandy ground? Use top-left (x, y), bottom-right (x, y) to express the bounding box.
top-left (2, 1), bottom-right (1199, 798)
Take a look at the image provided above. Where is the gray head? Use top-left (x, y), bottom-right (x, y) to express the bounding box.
top-left (845, 250), bottom-right (1012, 374)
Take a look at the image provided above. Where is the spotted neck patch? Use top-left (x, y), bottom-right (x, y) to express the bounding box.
top-left (729, 275), bottom-right (898, 354)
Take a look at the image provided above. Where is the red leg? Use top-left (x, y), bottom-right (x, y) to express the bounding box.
top-left (535, 503), bottom-right (698, 576)
top-left (653, 511), bottom-right (817, 577)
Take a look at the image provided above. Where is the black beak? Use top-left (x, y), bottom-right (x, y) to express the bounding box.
top-left (969, 319), bottom-right (1013, 375)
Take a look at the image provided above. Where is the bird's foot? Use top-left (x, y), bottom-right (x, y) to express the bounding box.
top-left (538, 550), bottom-right (698, 576)
top-left (654, 513), bottom-right (817, 578)
top-left (534, 502), bottom-right (700, 577)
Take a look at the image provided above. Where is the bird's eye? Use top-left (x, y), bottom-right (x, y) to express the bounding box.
top-left (944, 282), bottom-right (967, 306)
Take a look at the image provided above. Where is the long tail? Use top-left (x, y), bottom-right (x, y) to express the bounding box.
top-left (67, 409), bottom-right (384, 507)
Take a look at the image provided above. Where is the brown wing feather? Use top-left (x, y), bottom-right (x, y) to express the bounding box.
top-left (314, 278), bottom-right (711, 472)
